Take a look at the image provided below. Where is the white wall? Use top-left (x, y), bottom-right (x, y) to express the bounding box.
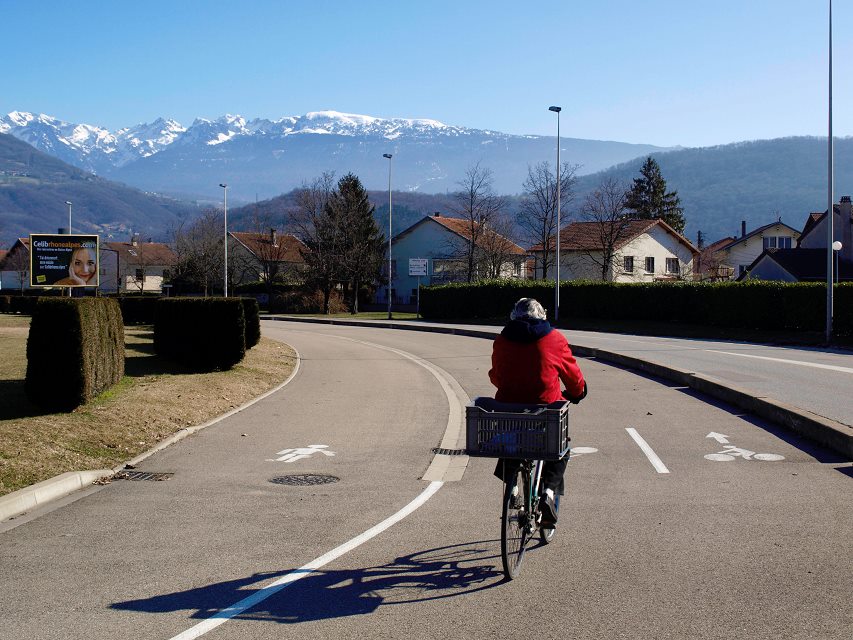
top-left (720, 223), bottom-right (800, 278)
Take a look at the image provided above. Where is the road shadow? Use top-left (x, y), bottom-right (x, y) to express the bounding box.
top-left (111, 539), bottom-right (520, 624)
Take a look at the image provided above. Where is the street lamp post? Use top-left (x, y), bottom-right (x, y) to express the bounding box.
top-left (65, 200), bottom-right (72, 233)
top-left (826, 0), bottom-right (834, 342)
top-left (64, 200), bottom-right (73, 297)
top-left (383, 153), bottom-right (393, 319)
top-left (549, 106), bottom-right (562, 322)
top-left (832, 241), bottom-right (842, 284)
top-left (220, 183), bottom-right (228, 297)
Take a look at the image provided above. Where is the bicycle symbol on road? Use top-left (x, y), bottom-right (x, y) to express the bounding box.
top-left (703, 433), bottom-right (784, 462)
top-left (268, 444), bottom-right (336, 463)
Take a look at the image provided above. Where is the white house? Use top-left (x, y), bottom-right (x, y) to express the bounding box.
top-left (739, 196), bottom-right (853, 282)
top-left (713, 219), bottom-right (801, 279)
top-left (380, 213), bottom-right (529, 305)
top-left (228, 230), bottom-right (308, 286)
top-left (530, 219), bottom-right (698, 282)
top-left (102, 236), bottom-right (178, 293)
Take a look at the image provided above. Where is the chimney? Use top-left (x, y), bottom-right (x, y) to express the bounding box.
top-left (434, 211), bottom-right (441, 218)
top-left (741, 221), bottom-right (747, 238)
top-left (841, 196), bottom-right (853, 261)
top-left (131, 233), bottom-right (139, 246)
top-left (270, 228), bottom-right (278, 247)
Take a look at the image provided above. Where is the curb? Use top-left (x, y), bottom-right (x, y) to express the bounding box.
top-left (265, 316), bottom-right (853, 460)
top-left (0, 348), bottom-right (303, 525)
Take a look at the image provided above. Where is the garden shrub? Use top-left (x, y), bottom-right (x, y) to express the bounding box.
top-left (240, 297), bottom-right (261, 348)
top-left (117, 295), bottom-right (160, 325)
top-left (25, 298), bottom-right (125, 410)
top-left (154, 298), bottom-right (246, 370)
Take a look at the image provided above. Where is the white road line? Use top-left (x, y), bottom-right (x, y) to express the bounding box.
top-left (169, 480), bottom-right (444, 640)
top-left (706, 350), bottom-right (853, 374)
top-left (626, 428), bottom-right (670, 474)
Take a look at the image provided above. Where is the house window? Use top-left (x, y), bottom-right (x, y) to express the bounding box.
top-left (763, 236), bottom-right (792, 249)
top-left (624, 256), bottom-right (634, 273)
top-left (666, 258), bottom-right (679, 274)
top-left (644, 257), bottom-right (655, 274)
top-left (778, 236), bottom-right (792, 249)
top-left (763, 236), bottom-right (776, 249)
top-left (135, 269), bottom-right (145, 282)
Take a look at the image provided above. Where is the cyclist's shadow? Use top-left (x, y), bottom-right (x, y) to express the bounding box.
top-left (112, 540), bottom-right (507, 624)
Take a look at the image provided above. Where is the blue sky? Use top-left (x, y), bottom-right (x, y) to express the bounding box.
top-left (2, 0), bottom-right (850, 147)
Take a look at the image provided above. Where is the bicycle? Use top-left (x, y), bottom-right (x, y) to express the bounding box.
top-left (466, 398), bottom-right (571, 580)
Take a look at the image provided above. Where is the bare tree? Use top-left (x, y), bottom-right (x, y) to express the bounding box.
top-left (579, 177), bottom-right (633, 281)
top-left (477, 212), bottom-right (523, 279)
top-left (4, 247), bottom-right (29, 292)
top-left (171, 209), bottom-right (225, 296)
top-left (449, 163), bottom-right (506, 282)
top-left (517, 161), bottom-right (578, 279)
top-left (292, 172), bottom-right (341, 314)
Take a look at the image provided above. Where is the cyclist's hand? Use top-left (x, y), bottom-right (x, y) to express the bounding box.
top-left (563, 382), bottom-right (587, 404)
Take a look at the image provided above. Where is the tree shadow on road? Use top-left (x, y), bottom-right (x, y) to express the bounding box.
top-left (111, 539), bottom-right (517, 625)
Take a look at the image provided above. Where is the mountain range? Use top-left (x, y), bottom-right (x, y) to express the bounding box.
top-left (0, 110), bottom-right (671, 199)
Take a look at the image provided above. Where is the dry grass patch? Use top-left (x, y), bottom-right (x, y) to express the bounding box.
top-left (0, 316), bottom-right (296, 496)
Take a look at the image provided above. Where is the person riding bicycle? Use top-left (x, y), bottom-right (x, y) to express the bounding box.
top-left (488, 297), bottom-right (587, 527)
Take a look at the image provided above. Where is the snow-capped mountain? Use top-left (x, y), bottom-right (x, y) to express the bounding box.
top-left (1, 110), bottom-right (671, 198)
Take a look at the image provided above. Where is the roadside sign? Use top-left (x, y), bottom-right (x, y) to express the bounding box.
top-left (30, 234), bottom-right (100, 287)
top-left (409, 258), bottom-right (428, 277)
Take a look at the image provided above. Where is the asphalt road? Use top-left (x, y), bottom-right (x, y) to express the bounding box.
top-left (1, 321), bottom-right (850, 639)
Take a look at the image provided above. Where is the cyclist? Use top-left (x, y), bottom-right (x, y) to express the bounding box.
top-left (488, 297), bottom-right (587, 527)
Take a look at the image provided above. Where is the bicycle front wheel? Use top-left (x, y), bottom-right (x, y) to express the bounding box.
top-left (501, 468), bottom-right (530, 580)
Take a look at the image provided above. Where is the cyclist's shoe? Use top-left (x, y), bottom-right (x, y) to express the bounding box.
top-left (539, 493), bottom-right (558, 527)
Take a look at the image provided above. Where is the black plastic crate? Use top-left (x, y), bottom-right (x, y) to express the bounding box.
top-left (465, 398), bottom-right (570, 460)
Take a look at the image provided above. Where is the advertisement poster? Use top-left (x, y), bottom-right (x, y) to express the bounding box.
top-left (29, 234), bottom-right (100, 287)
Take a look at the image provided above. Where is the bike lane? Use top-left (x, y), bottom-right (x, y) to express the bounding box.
top-left (0, 324), bottom-right (452, 640)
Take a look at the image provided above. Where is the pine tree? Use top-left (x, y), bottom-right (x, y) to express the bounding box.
top-left (326, 173), bottom-right (384, 313)
top-left (625, 156), bottom-right (686, 234)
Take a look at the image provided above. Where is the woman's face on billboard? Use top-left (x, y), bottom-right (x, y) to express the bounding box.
top-left (71, 248), bottom-right (96, 282)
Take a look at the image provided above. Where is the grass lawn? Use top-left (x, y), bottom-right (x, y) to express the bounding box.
top-left (0, 315), bottom-right (296, 497)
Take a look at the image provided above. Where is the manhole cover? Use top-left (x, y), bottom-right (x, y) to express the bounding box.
top-left (115, 471), bottom-right (174, 481)
top-left (270, 474), bottom-right (340, 486)
top-left (431, 448), bottom-right (467, 456)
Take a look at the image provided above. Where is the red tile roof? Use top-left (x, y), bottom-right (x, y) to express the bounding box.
top-left (104, 241), bottom-right (178, 266)
top-left (529, 219), bottom-right (698, 254)
top-left (229, 231), bottom-right (306, 263)
top-left (429, 216), bottom-right (526, 255)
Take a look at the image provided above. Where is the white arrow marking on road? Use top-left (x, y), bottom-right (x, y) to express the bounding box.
top-left (269, 444), bottom-right (336, 463)
top-left (706, 432), bottom-right (730, 444)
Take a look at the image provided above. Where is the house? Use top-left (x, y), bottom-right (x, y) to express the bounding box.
top-left (380, 213), bottom-right (528, 305)
top-left (712, 219), bottom-right (801, 279)
top-left (102, 235), bottom-right (178, 293)
top-left (529, 219), bottom-right (698, 282)
top-left (739, 196), bottom-right (853, 282)
top-left (227, 229), bottom-right (308, 286)
top-left (0, 238), bottom-right (30, 291)
top-left (695, 236), bottom-right (737, 281)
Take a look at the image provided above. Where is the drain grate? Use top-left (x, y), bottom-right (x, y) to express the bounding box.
top-left (270, 474), bottom-right (340, 486)
top-left (115, 471), bottom-right (174, 482)
top-left (432, 448), bottom-right (467, 456)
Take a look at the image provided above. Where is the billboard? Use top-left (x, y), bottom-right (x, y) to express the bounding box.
top-left (30, 234), bottom-right (100, 287)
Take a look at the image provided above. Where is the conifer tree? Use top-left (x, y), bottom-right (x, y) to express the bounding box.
top-left (326, 173), bottom-right (384, 313)
top-left (625, 156), bottom-right (686, 234)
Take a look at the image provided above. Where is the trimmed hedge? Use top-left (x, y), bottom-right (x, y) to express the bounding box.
top-left (241, 297), bottom-right (261, 349)
top-left (419, 280), bottom-right (853, 336)
top-left (154, 298), bottom-right (246, 370)
top-left (25, 298), bottom-right (125, 410)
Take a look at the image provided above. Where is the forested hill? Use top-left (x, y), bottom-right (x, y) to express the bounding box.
top-left (0, 133), bottom-right (198, 243)
top-left (573, 137), bottom-right (853, 244)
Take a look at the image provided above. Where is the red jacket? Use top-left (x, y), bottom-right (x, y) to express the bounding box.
top-left (488, 319), bottom-right (585, 404)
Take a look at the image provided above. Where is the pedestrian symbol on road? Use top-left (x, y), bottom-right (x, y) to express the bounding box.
top-left (703, 434), bottom-right (784, 462)
top-left (268, 444), bottom-right (336, 463)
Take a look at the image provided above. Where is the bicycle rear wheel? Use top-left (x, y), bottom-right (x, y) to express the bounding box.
top-left (501, 468), bottom-right (530, 580)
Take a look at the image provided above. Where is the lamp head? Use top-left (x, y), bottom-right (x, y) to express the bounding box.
top-left (383, 153), bottom-right (392, 159)
top-left (549, 106), bottom-right (562, 113)
top-left (65, 200), bottom-right (72, 206)
top-left (832, 240), bottom-right (843, 251)
top-left (219, 183), bottom-right (227, 189)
